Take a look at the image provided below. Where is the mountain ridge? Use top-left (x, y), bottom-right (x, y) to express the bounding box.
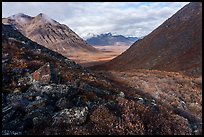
top-left (2, 13), bottom-right (98, 57)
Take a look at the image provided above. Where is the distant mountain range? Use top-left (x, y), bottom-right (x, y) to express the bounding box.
top-left (86, 33), bottom-right (139, 46)
top-left (2, 13), bottom-right (97, 58)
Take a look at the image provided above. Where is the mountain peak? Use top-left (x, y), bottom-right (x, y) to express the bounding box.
top-left (11, 13), bottom-right (23, 17)
top-left (9, 13), bottom-right (32, 19)
top-left (106, 32), bottom-right (112, 36)
top-left (36, 13), bottom-right (48, 18)
top-left (8, 13), bottom-right (33, 24)
top-left (100, 32), bottom-right (112, 36)
top-left (34, 13), bottom-right (59, 25)
top-left (38, 13), bottom-right (45, 16)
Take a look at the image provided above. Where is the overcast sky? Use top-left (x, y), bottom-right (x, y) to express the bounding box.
top-left (2, 2), bottom-right (189, 39)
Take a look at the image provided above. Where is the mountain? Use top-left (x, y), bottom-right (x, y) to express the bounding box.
top-left (86, 32), bottom-right (139, 46)
top-left (2, 23), bottom-right (199, 135)
top-left (93, 2), bottom-right (202, 77)
top-left (2, 13), bottom-right (97, 57)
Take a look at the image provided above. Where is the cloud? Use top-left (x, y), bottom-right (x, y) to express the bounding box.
top-left (2, 2), bottom-right (189, 39)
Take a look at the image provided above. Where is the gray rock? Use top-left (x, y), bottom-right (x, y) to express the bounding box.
top-left (28, 83), bottom-right (77, 100)
top-left (2, 105), bottom-right (13, 114)
top-left (118, 92), bottom-right (125, 98)
top-left (25, 105), bottom-right (54, 121)
top-left (35, 96), bottom-right (42, 101)
top-left (17, 75), bottom-right (33, 87)
top-left (2, 108), bottom-right (16, 124)
top-left (56, 97), bottom-right (70, 110)
top-left (137, 97), bottom-right (144, 104)
top-left (2, 130), bottom-right (22, 135)
top-left (28, 82), bottom-right (43, 92)
top-left (52, 106), bottom-right (88, 126)
top-left (12, 98), bottom-right (30, 112)
top-left (7, 92), bottom-right (23, 104)
top-left (32, 115), bottom-right (49, 127)
top-left (30, 83), bottom-right (70, 95)
top-left (3, 112), bottom-right (24, 131)
top-left (179, 100), bottom-right (188, 110)
top-left (2, 93), bottom-right (7, 107)
top-left (26, 98), bottom-right (47, 113)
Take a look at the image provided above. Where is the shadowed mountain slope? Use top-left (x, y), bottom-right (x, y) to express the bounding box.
top-left (93, 2), bottom-right (202, 77)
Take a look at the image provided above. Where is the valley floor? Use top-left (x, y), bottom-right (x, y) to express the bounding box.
top-left (68, 45), bottom-right (129, 67)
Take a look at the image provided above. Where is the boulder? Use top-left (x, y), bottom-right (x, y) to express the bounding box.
top-left (26, 98), bottom-right (47, 113)
top-left (52, 106), bottom-right (88, 126)
top-left (32, 62), bottom-right (51, 84)
top-left (118, 92), bottom-right (125, 98)
top-left (56, 97), bottom-right (71, 110)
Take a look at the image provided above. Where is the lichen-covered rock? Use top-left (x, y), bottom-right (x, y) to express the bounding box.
top-left (136, 97), bottom-right (145, 105)
top-left (25, 98), bottom-right (47, 113)
top-left (28, 83), bottom-right (71, 95)
top-left (55, 97), bottom-right (71, 110)
top-left (2, 93), bottom-right (7, 108)
top-left (2, 109), bottom-right (25, 131)
top-left (117, 92), bottom-right (125, 98)
top-left (2, 130), bottom-right (22, 135)
top-left (2, 107), bottom-right (16, 124)
top-left (32, 62), bottom-right (51, 84)
top-left (192, 123), bottom-right (202, 135)
top-left (32, 115), bottom-right (50, 127)
top-left (52, 106), bottom-right (88, 126)
top-left (17, 75), bottom-right (33, 87)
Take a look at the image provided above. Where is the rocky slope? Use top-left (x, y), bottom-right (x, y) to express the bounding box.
top-left (2, 24), bottom-right (201, 135)
top-left (2, 13), bottom-right (97, 57)
top-left (93, 2), bottom-right (202, 77)
top-left (86, 32), bottom-right (139, 46)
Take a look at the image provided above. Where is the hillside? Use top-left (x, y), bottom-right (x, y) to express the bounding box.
top-left (93, 2), bottom-right (202, 77)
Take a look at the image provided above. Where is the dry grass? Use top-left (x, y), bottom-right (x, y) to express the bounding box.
top-left (68, 45), bottom-right (129, 67)
top-left (96, 69), bottom-right (202, 120)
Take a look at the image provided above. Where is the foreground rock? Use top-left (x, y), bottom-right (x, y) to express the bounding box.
top-left (52, 107), bottom-right (88, 126)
